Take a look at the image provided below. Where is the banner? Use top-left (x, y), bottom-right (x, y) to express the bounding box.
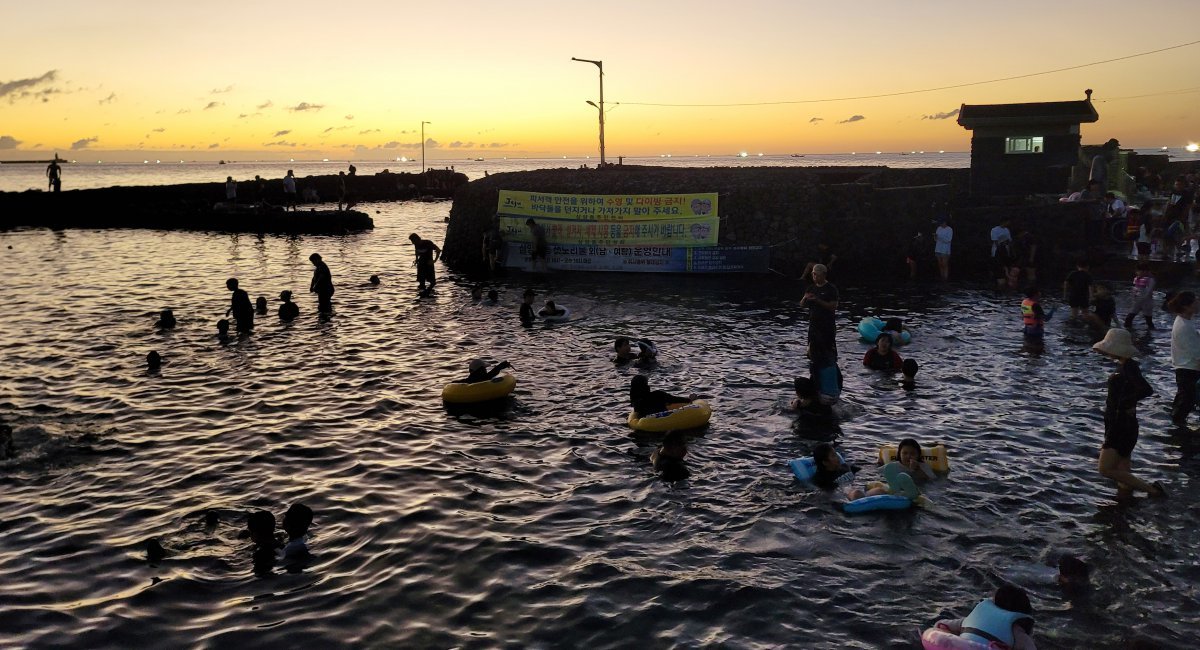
top-left (498, 190), bottom-right (718, 222)
top-left (503, 243), bottom-right (769, 273)
top-left (499, 215), bottom-right (719, 248)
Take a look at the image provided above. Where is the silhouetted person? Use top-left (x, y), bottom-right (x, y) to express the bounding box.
top-left (246, 510), bottom-right (277, 576)
top-left (278, 290), bottom-right (299, 321)
top-left (0, 422), bottom-right (14, 460)
top-left (146, 351), bottom-right (162, 370)
top-left (145, 538), bottom-right (167, 564)
top-left (309, 253), bottom-right (334, 313)
top-left (46, 155), bottom-right (62, 192)
top-left (282, 503), bottom-right (314, 565)
top-left (282, 169), bottom-right (298, 210)
top-left (471, 285), bottom-right (483, 302)
top-left (463, 359), bottom-right (512, 383)
top-left (369, 274), bottom-right (380, 285)
top-left (486, 289), bottom-right (499, 304)
top-left (347, 163), bottom-right (356, 176)
top-left (225, 176), bottom-right (237, 204)
top-left (225, 278), bottom-right (253, 332)
top-left (337, 171), bottom-right (347, 211)
top-left (255, 296), bottom-right (268, 315)
top-left (409, 233), bottom-right (441, 291)
top-left (216, 318), bottom-right (232, 343)
top-left (156, 309), bottom-right (176, 329)
top-left (520, 288), bottom-right (536, 326)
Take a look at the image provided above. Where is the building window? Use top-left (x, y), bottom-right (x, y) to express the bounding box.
top-left (1005, 136), bottom-right (1044, 154)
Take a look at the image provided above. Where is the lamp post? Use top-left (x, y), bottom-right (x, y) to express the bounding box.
top-left (421, 121), bottom-right (432, 174)
top-left (571, 57), bottom-right (605, 166)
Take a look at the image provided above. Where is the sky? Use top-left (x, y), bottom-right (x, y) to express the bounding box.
top-left (1, 0), bottom-right (1197, 162)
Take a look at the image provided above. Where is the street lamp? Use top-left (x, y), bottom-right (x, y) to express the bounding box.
top-left (421, 121), bottom-right (432, 174)
top-left (571, 57), bottom-right (605, 166)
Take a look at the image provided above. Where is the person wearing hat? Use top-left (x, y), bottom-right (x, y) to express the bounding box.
top-left (309, 253), bottom-right (334, 314)
top-left (1092, 327), bottom-right (1165, 497)
top-left (278, 290), bottom-right (299, 321)
top-left (462, 359), bottom-right (512, 384)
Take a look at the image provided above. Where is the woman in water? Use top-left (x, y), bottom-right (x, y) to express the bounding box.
top-left (1092, 327), bottom-right (1164, 496)
top-left (1169, 291), bottom-right (1200, 427)
top-left (863, 333), bottom-right (903, 371)
top-left (629, 375), bottom-right (693, 418)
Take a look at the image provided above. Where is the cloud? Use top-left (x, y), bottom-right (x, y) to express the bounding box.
top-left (98, 92), bottom-right (117, 105)
top-left (288, 102), bottom-right (324, 112)
top-left (273, 129), bottom-right (292, 137)
top-left (257, 100), bottom-right (273, 110)
top-left (203, 101), bottom-right (222, 110)
top-left (922, 108), bottom-right (960, 120)
top-left (263, 140), bottom-right (297, 147)
top-left (152, 127), bottom-right (165, 133)
top-left (211, 85), bottom-right (234, 94)
top-left (0, 70), bottom-right (58, 102)
top-left (809, 117), bottom-right (823, 124)
top-left (0, 135), bottom-right (22, 149)
top-left (323, 127), bottom-right (334, 133)
top-left (208, 143), bottom-right (219, 149)
top-left (344, 114), bottom-right (354, 120)
top-left (838, 115), bottom-right (865, 124)
top-left (359, 128), bottom-right (380, 135)
top-left (382, 141), bottom-right (400, 149)
top-left (487, 142), bottom-right (510, 148)
top-left (449, 141), bottom-right (465, 148)
top-left (71, 136), bottom-right (99, 150)
top-left (177, 108), bottom-right (191, 114)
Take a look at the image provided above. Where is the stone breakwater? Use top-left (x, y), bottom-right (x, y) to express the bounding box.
top-left (0, 169), bottom-right (466, 234)
top-left (444, 165), bottom-right (1101, 281)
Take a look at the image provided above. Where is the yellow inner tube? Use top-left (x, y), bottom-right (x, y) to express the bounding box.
top-left (441, 373), bottom-right (517, 403)
top-left (628, 400), bottom-right (712, 432)
top-left (877, 443), bottom-right (950, 473)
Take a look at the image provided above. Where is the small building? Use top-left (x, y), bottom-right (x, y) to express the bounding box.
top-left (957, 90), bottom-right (1099, 197)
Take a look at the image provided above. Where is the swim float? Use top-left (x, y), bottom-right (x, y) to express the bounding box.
top-left (878, 443), bottom-right (950, 473)
top-left (920, 627), bottom-right (992, 650)
top-left (628, 400), bottom-right (711, 432)
top-left (788, 451), bottom-right (847, 484)
top-left (538, 306), bottom-right (571, 323)
top-left (842, 493), bottom-right (914, 514)
top-left (858, 317), bottom-right (912, 345)
top-left (441, 373), bottom-right (517, 403)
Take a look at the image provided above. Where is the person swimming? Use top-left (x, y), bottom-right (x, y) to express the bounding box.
top-left (146, 351), bottom-right (162, 370)
top-left (863, 333), bottom-right (903, 371)
top-left (614, 337), bottom-right (658, 364)
top-left (462, 359), bottom-right (512, 384)
top-left (216, 318), bottom-right (231, 343)
top-left (539, 300), bottom-right (566, 318)
top-left (931, 584), bottom-right (1036, 650)
top-left (790, 376), bottom-right (834, 419)
top-left (369, 274), bottom-right (380, 285)
top-left (809, 442), bottom-right (856, 489)
top-left (281, 503), bottom-right (313, 565)
top-left (255, 296), bottom-right (268, 315)
top-left (650, 430), bottom-right (689, 481)
top-left (155, 309), bottom-right (176, 329)
top-left (901, 358), bottom-right (919, 389)
top-left (895, 437), bottom-right (937, 482)
top-left (278, 290), bottom-right (299, 321)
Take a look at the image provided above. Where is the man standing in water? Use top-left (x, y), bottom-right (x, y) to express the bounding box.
top-left (409, 232), bottom-right (441, 292)
top-left (802, 264), bottom-right (839, 362)
top-left (309, 253), bottom-right (334, 314)
top-left (225, 278), bottom-right (254, 332)
top-left (282, 170), bottom-right (297, 211)
top-left (46, 155), bottom-right (62, 192)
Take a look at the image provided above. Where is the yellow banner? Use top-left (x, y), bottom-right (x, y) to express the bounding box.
top-left (499, 215), bottom-right (720, 248)
top-left (498, 190), bottom-right (718, 222)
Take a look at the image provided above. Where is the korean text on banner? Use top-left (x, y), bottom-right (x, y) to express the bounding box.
top-left (499, 215), bottom-right (719, 248)
top-left (498, 190), bottom-right (718, 222)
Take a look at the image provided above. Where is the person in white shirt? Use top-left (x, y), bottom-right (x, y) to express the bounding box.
top-left (990, 218), bottom-right (1013, 290)
top-left (1168, 291), bottom-right (1200, 427)
top-left (282, 169), bottom-right (297, 211)
top-left (934, 219), bottom-right (953, 281)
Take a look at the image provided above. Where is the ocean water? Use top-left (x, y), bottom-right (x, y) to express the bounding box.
top-left (1, 197), bottom-right (1199, 648)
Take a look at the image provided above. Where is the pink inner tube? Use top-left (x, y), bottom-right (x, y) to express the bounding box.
top-left (921, 627), bottom-right (998, 650)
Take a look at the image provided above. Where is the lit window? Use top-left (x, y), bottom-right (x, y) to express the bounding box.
top-left (1005, 136), bottom-right (1044, 154)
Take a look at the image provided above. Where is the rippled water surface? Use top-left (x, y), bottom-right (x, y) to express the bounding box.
top-left (2, 202), bottom-right (1200, 649)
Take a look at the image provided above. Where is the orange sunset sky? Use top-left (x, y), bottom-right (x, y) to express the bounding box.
top-left (1, 0), bottom-right (1197, 162)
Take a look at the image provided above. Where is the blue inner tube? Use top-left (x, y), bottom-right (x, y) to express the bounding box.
top-left (788, 452), bottom-right (846, 484)
top-left (858, 317), bottom-right (912, 345)
top-left (842, 493), bottom-right (913, 514)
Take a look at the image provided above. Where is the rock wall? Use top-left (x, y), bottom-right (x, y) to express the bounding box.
top-left (444, 165), bottom-right (1106, 281)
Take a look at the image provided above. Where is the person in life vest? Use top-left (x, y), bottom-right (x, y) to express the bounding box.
top-left (1021, 286), bottom-right (1055, 347)
top-left (932, 584), bottom-right (1037, 650)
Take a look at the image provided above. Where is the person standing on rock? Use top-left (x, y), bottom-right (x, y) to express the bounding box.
top-left (309, 253), bottom-right (335, 314)
top-left (225, 176), bottom-right (237, 205)
top-left (283, 170), bottom-right (298, 211)
top-left (46, 155), bottom-right (62, 192)
top-left (801, 263), bottom-right (839, 364)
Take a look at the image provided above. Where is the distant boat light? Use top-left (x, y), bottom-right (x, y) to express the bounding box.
top-left (322, 158), bottom-right (329, 162)
top-left (939, 150), bottom-right (945, 154)
top-left (875, 151), bottom-right (882, 155)
top-left (737, 152), bottom-right (748, 158)
top-left (1186, 143), bottom-right (1199, 153)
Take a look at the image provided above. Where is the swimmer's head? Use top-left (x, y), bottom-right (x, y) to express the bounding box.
top-left (544, 300), bottom-right (556, 311)
top-left (897, 438), bottom-right (922, 468)
top-left (615, 337), bottom-right (632, 354)
top-left (1057, 555), bottom-right (1089, 591)
top-left (812, 442), bottom-right (838, 471)
top-left (160, 309), bottom-right (174, 321)
top-left (282, 503), bottom-right (313, 540)
top-left (471, 285), bottom-right (483, 299)
top-left (279, 290), bottom-right (293, 302)
top-left (630, 375), bottom-right (650, 403)
top-left (246, 510), bottom-right (275, 547)
top-left (660, 430), bottom-right (687, 459)
top-left (793, 376), bottom-right (818, 399)
top-left (226, 278), bottom-right (239, 291)
top-left (369, 274), bottom-right (380, 285)
top-left (255, 296), bottom-right (268, 311)
top-left (875, 333), bottom-right (893, 352)
top-left (993, 584), bottom-right (1034, 633)
top-left (884, 318), bottom-right (903, 332)
top-left (217, 319), bottom-right (230, 334)
top-left (523, 288), bottom-right (535, 303)
top-left (902, 358), bottom-right (919, 379)
top-left (146, 351), bottom-right (161, 369)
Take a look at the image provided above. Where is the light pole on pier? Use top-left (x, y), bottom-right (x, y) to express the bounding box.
top-left (571, 57), bottom-right (605, 167)
top-left (421, 121), bottom-right (432, 174)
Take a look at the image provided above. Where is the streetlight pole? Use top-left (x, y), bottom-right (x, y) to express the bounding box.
top-left (421, 121), bottom-right (431, 174)
top-left (571, 57), bottom-right (605, 167)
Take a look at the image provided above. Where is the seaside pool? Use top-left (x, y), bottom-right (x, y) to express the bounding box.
top-left (1, 200), bottom-right (1197, 649)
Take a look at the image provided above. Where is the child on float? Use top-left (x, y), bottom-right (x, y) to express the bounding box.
top-left (809, 443), bottom-right (856, 490)
top-left (629, 375), bottom-right (694, 418)
top-left (931, 584), bottom-right (1037, 650)
top-left (863, 333), bottom-right (903, 371)
top-left (1123, 262), bottom-right (1156, 331)
top-left (1092, 327), bottom-right (1165, 497)
top-left (462, 358), bottom-right (512, 384)
top-left (840, 438), bottom-right (931, 501)
top-left (540, 300), bottom-right (566, 318)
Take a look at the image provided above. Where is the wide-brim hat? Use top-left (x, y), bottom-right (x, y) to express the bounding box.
top-left (1093, 327), bottom-right (1139, 358)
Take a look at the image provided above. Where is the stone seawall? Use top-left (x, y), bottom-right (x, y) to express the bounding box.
top-left (444, 165), bottom-right (1102, 282)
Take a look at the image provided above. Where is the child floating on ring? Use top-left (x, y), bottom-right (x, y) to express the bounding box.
top-left (924, 584), bottom-right (1036, 650)
top-left (629, 375), bottom-right (694, 418)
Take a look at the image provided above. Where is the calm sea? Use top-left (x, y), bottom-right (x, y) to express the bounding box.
top-left (1, 155), bottom-right (1198, 648)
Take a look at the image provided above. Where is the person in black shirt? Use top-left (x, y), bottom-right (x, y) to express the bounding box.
top-left (1092, 327), bottom-right (1164, 497)
top-left (462, 359), bottom-right (512, 384)
top-left (278, 290), bottom-right (300, 321)
top-left (790, 376), bottom-right (833, 419)
top-left (409, 233), bottom-right (441, 291)
top-left (651, 430), bottom-right (689, 481)
top-left (629, 375), bottom-right (693, 417)
top-left (225, 278), bottom-right (253, 332)
top-left (309, 253), bottom-right (334, 313)
top-left (1063, 260), bottom-right (1092, 319)
top-left (802, 264), bottom-right (839, 361)
top-left (519, 288), bottom-right (536, 326)
top-left (810, 442), bottom-right (855, 489)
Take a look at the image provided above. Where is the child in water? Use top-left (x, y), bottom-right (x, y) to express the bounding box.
top-left (614, 337), bottom-right (658, 365)
top-left (790, 376), bottom-right (833, 419)
top-left (1123, 262), bottom-right (1156, 331)
top-left (519, 289), bottom-right (535, 326)
top-left (901, 358), bottom-right (919, 388)
top-left (629, 375), bottom-right (694, 418)
top-left (650, 430), bottom-right (689, 481)
top-left (810, 443), bottom-right (856, 489)
top-left (155, 309), bottom-right (176, 329)
top-left (894, 437), bottom-right (937, 482)
top-left (863, 333), bottom-right (903, 371)
top-left (281, 503), bottom-right (313, 564)
top-left (931, 584), bottom-right (1036, 650)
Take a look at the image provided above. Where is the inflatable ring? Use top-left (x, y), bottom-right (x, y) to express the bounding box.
top-left (878, 443), bottom-right (950, 473)
top-left (788, 452), bottom-right (847, 484)
top-left (842, 493), bottom-right (914, 514)
top-left (628, 400), bottom-right (711, 432)
top-left (538, 306), bottom-right (571, 323)
top-left (858, 317), bottom-right (912, 345)
top-left (920, 628), bottom-right (992, 650)
top-left (441, 373), bottom-right (516, 403)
